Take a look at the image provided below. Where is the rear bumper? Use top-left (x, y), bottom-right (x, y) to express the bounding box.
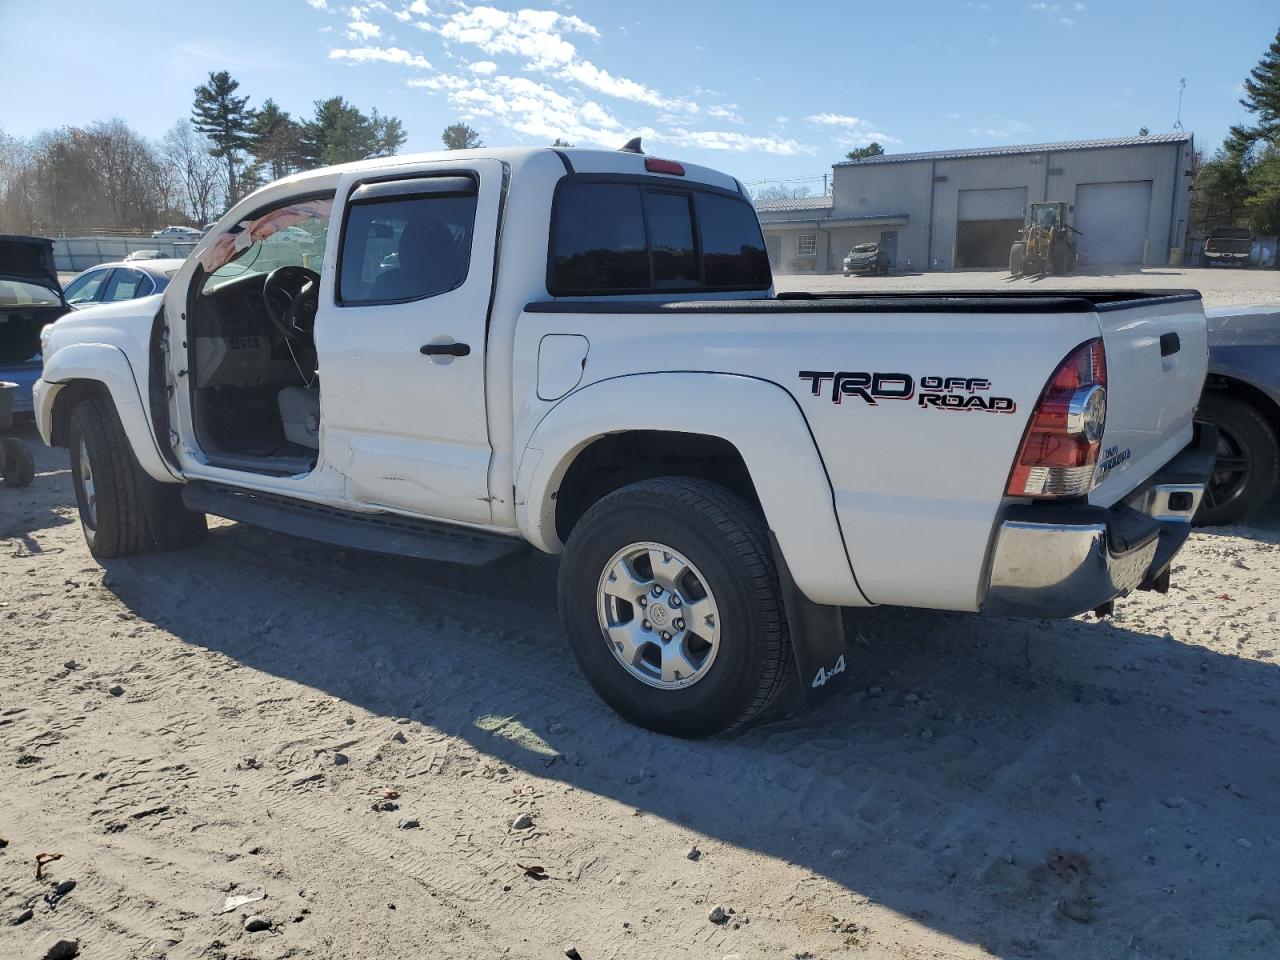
top-left (983, 422), bottom-right (1217, 618)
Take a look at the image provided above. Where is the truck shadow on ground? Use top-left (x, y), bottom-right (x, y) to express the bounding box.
top-left (88, 505), bottom-right (1280, 960)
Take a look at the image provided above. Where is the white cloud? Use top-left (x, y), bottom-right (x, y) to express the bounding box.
top-left (330, 45), bottom-right (432, 68)
top-left (806, 112), bottom-right (863, 127)
top-left (1074, 1), bottom-right (1086, 9)
top-left (706, 104), bottom-right (743, 124)
top-left (346, 9), bottom-right (381, 40)
top-left (307, 0), bottom-right (328, 8)
top-left (321, 1), bottom-right (812, 157)
top-left (661, 129), bottom-right (812, 156)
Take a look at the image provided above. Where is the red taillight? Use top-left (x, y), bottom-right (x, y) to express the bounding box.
top-left (644, 157), bottom-right (685, 176)
top-left (1006, 338), bottom-right (1108, 498)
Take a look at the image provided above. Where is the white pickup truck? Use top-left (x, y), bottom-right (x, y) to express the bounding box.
top-left (35, 145), bottom-right (1216, 736)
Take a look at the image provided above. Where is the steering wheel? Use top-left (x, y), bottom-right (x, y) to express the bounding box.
top-left (263, 266), bottom-right (320, 343)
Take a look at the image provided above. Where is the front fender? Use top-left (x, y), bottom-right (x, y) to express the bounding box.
top-left (516, 372), bottom-right (870, 607)
top-left (36, 342), bottom-right (178, 483)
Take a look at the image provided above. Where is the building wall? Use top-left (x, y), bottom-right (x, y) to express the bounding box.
top-left (830, 140), bottom-right (1192, 269)
top-left (760, 224), bottom-right (832, 272)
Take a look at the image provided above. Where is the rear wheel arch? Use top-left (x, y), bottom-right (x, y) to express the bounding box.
top-left (1204, 374), bottom-right (1280, 438)
top-left (554, 430), bottom-right (762, 545)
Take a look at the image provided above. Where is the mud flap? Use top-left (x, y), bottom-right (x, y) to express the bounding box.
top-left (769, 532), bottom-right (849, 708)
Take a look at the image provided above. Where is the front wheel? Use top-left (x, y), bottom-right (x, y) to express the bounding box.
top-left (558, 477), bottom-right (791, 737)
top-left (69, 396), bottom-right (207, 557)
top-left (1009, 242), bottom-right (1026, 276)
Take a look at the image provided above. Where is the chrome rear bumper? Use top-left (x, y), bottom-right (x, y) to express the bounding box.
top-left (983, 422), bottom-right (1217, 618)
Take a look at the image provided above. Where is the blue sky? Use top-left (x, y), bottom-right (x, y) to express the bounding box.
top-left (0, 0), bottom-right (1274, 187)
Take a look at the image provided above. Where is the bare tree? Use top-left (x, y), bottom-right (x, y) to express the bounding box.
top-left (162, 121), bottom-right (223, 224)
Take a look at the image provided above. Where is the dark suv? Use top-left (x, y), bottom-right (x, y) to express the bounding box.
top-left (1204, 227), bottom-right (1252, 268)
top-left (843, 242), bottom-right (889, 276)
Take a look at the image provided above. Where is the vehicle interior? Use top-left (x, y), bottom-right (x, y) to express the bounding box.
top-left (186, 197), bottom-right (334, 476)
top-left (185, 179), bottom-right (478, 477)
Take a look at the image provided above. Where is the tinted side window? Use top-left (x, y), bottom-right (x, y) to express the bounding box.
top-left (340, 193), bottom-right (477, 304)
top-left (696, 193), bottom-right (770, 288)
top-left (549, 183), bottom-right (647, 292)
top-left (644, 190), bottom-right (697, 286)
top-left (549, 179), bottom-right (772, 294)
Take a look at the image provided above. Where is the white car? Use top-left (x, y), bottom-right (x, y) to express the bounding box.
top-left (150, 225), bottom-right (203, 241)
top-left (34, 146), bottom-right (1215, 735)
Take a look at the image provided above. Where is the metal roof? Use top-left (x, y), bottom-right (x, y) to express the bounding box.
top-left (753, 194), bottom-right (834, 212)
top-left (834, 132), bottom-right (1192, 167)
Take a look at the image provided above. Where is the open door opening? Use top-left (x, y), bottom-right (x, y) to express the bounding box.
top-left (186, 196), bottom-right (333, 476)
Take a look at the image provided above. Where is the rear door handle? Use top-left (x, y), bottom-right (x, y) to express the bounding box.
top-left (420, 342), bottom-right (470, 357)
top-left (1159, 332), bottom-right (1180, 357)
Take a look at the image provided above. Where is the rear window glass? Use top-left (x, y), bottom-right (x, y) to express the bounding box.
top-left (549, 180), bottom-right (770, 294)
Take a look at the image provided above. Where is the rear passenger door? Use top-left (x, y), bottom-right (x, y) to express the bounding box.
top-left (314, 160), bottom-right (502, 524)
top-left (101, 268), bottom-right (153, 303)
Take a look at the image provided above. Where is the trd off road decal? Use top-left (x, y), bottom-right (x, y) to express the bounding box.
top-left (798, 371), bottom-right (1016, 413)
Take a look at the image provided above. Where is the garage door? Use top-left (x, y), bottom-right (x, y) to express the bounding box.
top-left (958, 188), bottom-right (1027, 221)
top-left (1073, 181), bottom-right (1152, 265)
top-left (956, 188), bottom-right (1027, 267)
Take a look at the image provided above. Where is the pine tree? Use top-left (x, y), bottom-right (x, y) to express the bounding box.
top-left (1239, 27), bottom-right (1280, 145)
top-left (192, 72), bottom-right (256, 204)
top-left (251, 99), bottom-right (303, 182)
top-left (844, 142), bottom-right (885, 161)
top-left (441, 123), bottom-right (483, 150)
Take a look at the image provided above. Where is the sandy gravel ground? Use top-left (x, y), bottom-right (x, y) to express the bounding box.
top-left (3, 266), bottom-right (1280, 960)
top-left (774, 265), bottom-right (1280, 310)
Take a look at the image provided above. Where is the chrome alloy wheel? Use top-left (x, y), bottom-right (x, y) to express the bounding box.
top-left (596, 541), bottom-right (721, 690)
top-left (78, 437), bottom-right (97, 530)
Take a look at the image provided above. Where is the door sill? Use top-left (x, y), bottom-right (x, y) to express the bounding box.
top-left (182, 480), bottom-right (527, 566)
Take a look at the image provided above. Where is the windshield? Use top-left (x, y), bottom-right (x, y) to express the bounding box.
top-left (851, 243), bottom-right (878, 254)
top-left (1033, 206), bottom-right (1060, 227)
top-left (0, 278), bottom-right (61, 307)
top-left (198, 197), bottom-right (333, 292)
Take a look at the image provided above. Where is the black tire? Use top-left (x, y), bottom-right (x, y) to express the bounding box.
top-left (558, 477), bottom-right (791, 737)
top-left (68, 395), bottom-right (207, 557)
top-left (1194, 394), bottom-right (1279, 526)
top-left (1, 437), bottom-right (35, 488)
top-left (1009, 242), bottom-right (1026, 276)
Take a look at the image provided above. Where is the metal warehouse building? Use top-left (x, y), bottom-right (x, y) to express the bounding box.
top-left (756, 132), bottom-right (1194, 273)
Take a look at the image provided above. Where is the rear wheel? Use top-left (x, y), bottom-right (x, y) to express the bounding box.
top-left (558, 477), bottom-right (791, 737)
top-left (1194, 394), bottom-right (1279, 526)
top-left (1051, 242), bottom-right (1069, 274)
top-left (1009, 242), bottom-right (1026, 275)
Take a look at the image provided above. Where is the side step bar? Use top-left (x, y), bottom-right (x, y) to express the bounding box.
top-left (182, 481), bottom-right (528, 567)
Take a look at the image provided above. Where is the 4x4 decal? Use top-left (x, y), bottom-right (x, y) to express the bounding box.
top-left (799, 371), bottom-right (1016, 413)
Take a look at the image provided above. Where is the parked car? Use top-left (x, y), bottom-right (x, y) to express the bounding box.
top-left (150, 225), bottom-right (203, 241)
top-left (35, 146), bottom-right (1214, 736)
top-left (843, 241), bottom-right (890, 276)
top-left (0, 235), bottom-right (68, 364)
top-left (62, 259), bottom-right (184, 310)
top-left (1203, 227), bottom-right (1252, 268)
top-left (124, 249), bottom-right (168, 261)
top-left (1195, 304), bottom-right (1280, 525)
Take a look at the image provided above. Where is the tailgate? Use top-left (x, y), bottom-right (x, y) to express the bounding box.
top-left (1090, 294), bottom-right (1207, 506)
